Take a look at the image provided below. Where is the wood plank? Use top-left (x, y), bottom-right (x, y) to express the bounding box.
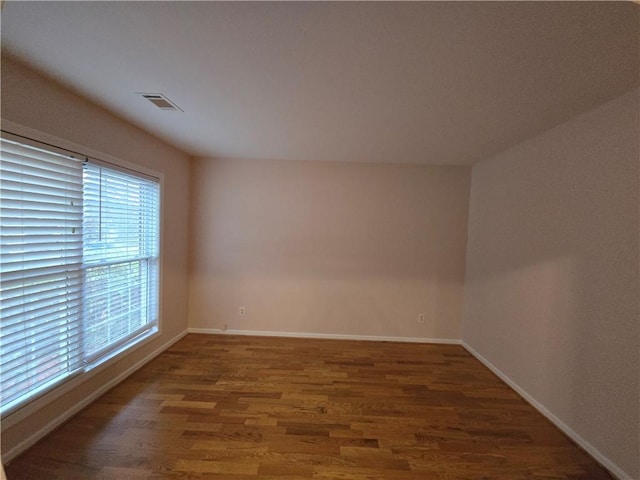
top-left (5, 333), bottom-right (615, 479)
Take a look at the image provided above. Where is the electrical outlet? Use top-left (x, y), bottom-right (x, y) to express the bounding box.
top-left (239, 306), bottom-right (246, 316)
top-left (418, 313), bottom-right (425, 323)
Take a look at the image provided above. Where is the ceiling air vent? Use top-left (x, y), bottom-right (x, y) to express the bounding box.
top-left (138, 93), bottom-right (183, 112)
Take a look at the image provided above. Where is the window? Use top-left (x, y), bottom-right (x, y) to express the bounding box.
top-left (82, 163), bottom-right (160, 362)
top-left (0, 134), bottom-right (160, 416)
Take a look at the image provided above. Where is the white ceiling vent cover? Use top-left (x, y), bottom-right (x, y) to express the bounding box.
top-left (139, 93), bottom-right (183, 112)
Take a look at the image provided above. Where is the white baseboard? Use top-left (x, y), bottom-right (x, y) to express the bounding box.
top-left (188, 327), bottom-right (461, 345)
top-left (461, 341), bottom-right (634, 480)
top-left (2, 329), bottom-right (189, 464)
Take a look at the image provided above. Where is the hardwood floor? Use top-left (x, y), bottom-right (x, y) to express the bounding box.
top-left (6, 334), bottom-right (613, 479)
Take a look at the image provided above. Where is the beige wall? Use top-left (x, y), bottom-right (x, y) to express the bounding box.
top-left (0, 56), bottom-right (191, 457)
top-left (189, 158), bottom-right (470, 340)
top-left (463, 89), bottom-right (640, 478)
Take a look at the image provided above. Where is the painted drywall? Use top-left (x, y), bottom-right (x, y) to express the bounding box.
top-left (189, 158), bottom-right (470, 340)
top-left (0, 55), bottom-right (191, 457)
top-left (463, 89), bottom-right (640, 478)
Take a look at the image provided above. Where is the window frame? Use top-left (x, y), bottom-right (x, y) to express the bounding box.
top-left (0, 121), bottom-right (164, 427)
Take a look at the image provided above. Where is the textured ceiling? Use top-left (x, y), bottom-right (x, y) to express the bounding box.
top-left (1, 1), bottom-right (638, 165)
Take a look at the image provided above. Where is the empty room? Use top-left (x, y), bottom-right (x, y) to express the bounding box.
top-left (0, 1), bottom-right (638, 479)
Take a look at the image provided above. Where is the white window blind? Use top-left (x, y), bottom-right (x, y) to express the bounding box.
top-left (82, 163), bottom-right (159, 363)
top-left (0, 138), bottom-right (84, 414)
top-left (0, 134), bottom-right (160, 416)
